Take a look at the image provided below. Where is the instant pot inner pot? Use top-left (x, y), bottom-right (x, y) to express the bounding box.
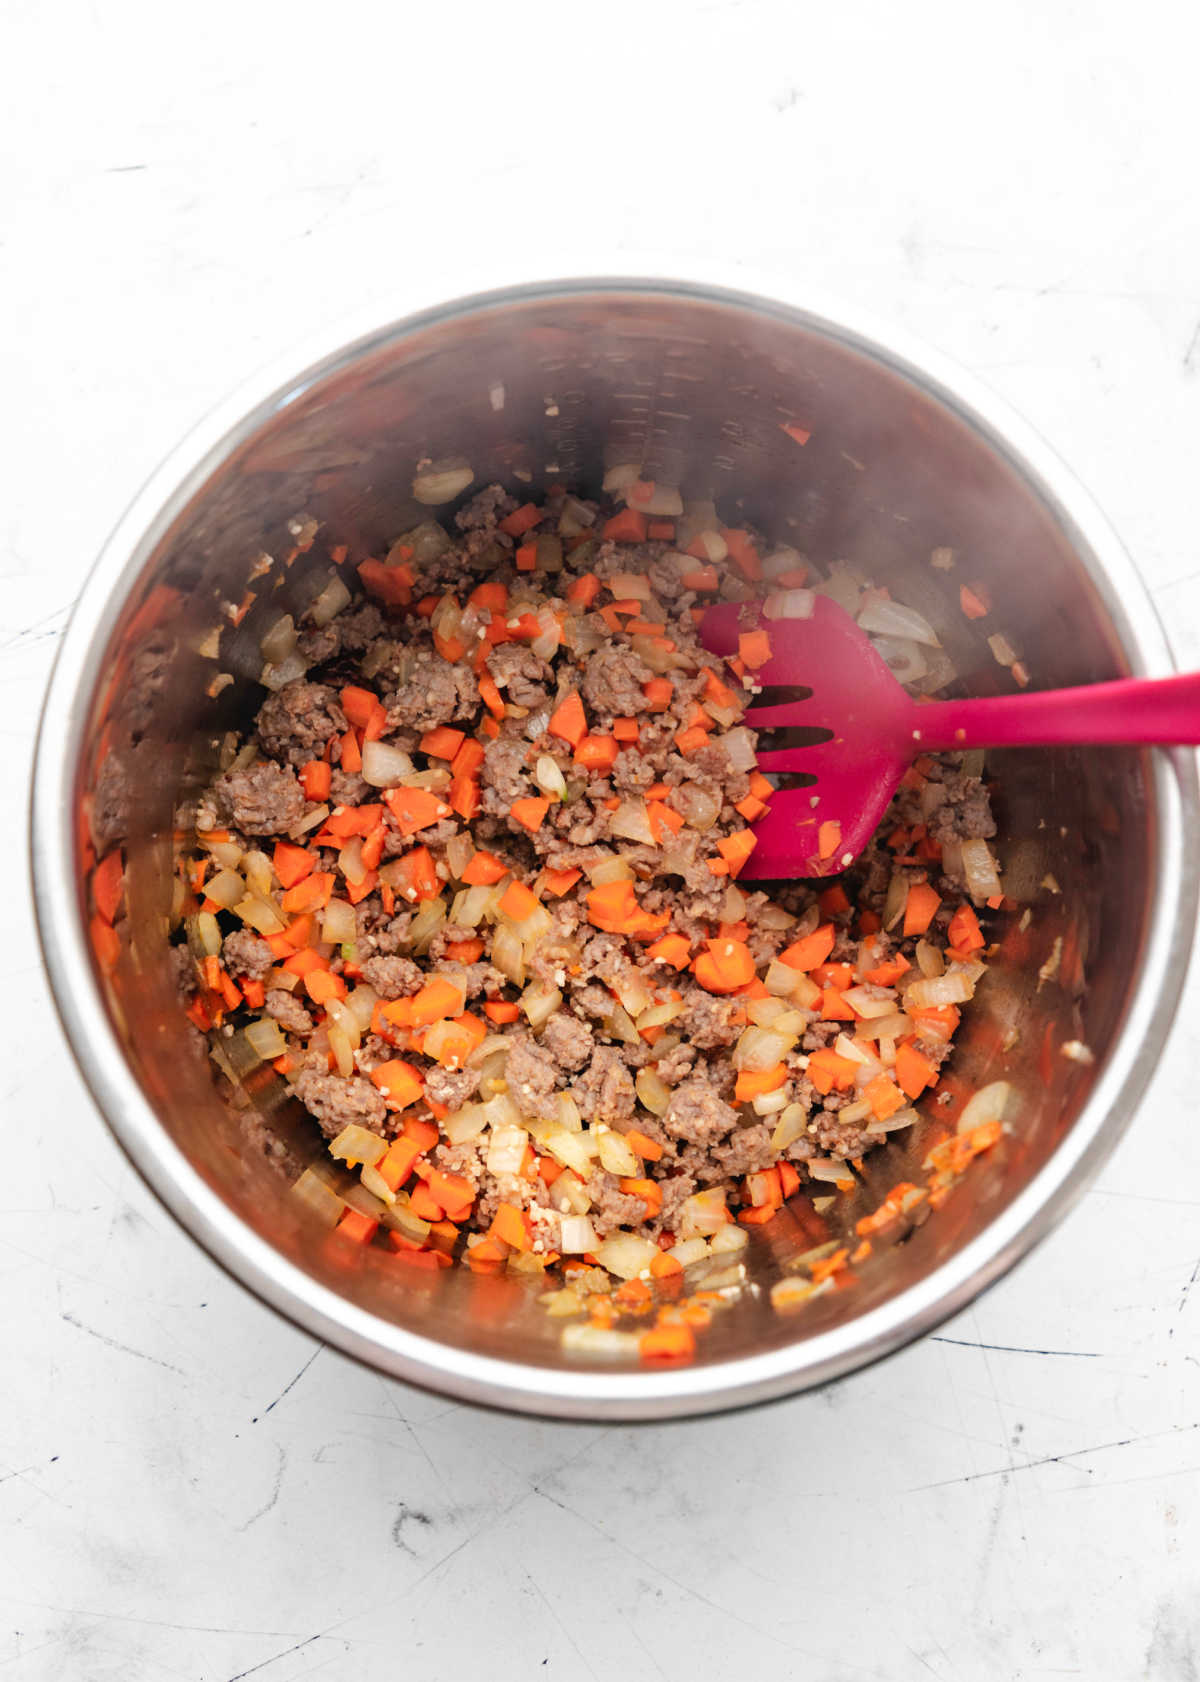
top-left (79, 288), bottom-right (1153, 1372)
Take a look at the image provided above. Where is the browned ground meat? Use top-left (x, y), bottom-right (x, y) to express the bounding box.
top-left (295, 1070), bottom-right (388, 1139)
top-left (222, 929), bottom-right (274, 980)
top-left (214, 762), bottom-right (307, 834)
top-left (256, 681), bottom-right (346, 765)
top-left (265, 988), bottom-right (314, 1034)
top-left (176, 482), bottom-right (996, 1282)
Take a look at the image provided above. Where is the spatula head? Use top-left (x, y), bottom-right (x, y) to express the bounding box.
top-left (700, 595), bottom-right (915, 879)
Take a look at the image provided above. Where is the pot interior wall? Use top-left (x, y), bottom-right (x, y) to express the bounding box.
top-left (76, 287), bottom-right (1154, 1371)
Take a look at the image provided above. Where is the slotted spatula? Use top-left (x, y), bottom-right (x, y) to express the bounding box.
top-left (700, 594), bottom-right (1200, 880)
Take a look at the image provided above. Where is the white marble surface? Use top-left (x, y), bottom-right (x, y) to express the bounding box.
top-left (5, 3), bottom-right (1200, 1677)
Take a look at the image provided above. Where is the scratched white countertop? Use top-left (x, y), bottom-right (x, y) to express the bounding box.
top-left (4, 4), bottom-right (1200, 1678)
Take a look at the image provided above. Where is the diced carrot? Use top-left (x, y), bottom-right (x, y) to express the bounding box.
top-left (735, 795), bottom-right (768, 823)
top-left (681, 566), bottom-right (719, 591)
top-left (573, 735), bottom-right (619, 770)
top-left (566, 571), bottom-right (600, 606)
top-left (734, 1064), bottom-right (788, 1102)
top-left (384, 786), bottom-right (449, 837)
top-left (409, 1182), bottom-right (445, 1222)
top-left (370, 1059), bottom-right (425, 1108)
top-left (778, 1161), bottom-right (801, 1200)
top-left (716, 830), bottom-right (757, 877)
top-left (376, 1135), bottom-right (422, 1192)
top-left (499, 879), bottom-right (540, 920)
top-left (548, 690), bottom-right (587, 748)
top-left (511, 796), bottom-right (551, 832)
top-left (484, 999), bottom-right (521, 1024)
top-left (820, 987), bottom-right (857, 1022)
top-left (908, 1003), bottom-right (961, 1042)
top-left (305, 968), bottom-right (347, 1006)
top-left (895, 1041), bottom-right (938, 1099)
top-left (468, 581), bottom-right (508, 613)
top-left (674, 725), bottom-right (710, 756)
top-left (450, 737), bottom-right (485, 779)
top-left (357, 557), bottom-right (413, 606)
top-left (818, 820), bottom-right (842, 860)
top-left (340, 685), bottom-right (383, 730)
top-left (93, 849), bottom-right (124, 925)
top-left (241, 977), bottom-right (266, 1009)
top-left (738, 628), bottom-right (771, 669)
top-left (649, 1250), bottom-right (684, 1278)
top-left (336, 1208), bottom-right (378, 1246)
top-left (646, 933), bottom-right (691, 969)
top-left (512, 541), bottom-right (535, 571)
top-left (323, 803), bottom-right (384, 838)
top-left (620, 1178), bottom-right (663, 1217)
top-left (478, 672), bottom-right (505, 719)
top-left (780, 923), bottom-right (836, 971)
top-left (639, 1324), bottom-right (696, 1361)
top-left (693, 937), bottom-right (756, 994)
top-left (281, 872), bottom-right (335, 915)
top-left (540, 866), bottom-right (582, 897)
top-left (410, 977), bottom-right (466, 1026)
top-left (499, 502), bottom-right (542, 537)
top-left (389, 845), bottom-right (440, 901)
top-left (461, 849), bottom-right (508, 885)
top-left (626, 1129), bottom-right (665, 1163)
top-left (647, 519), bottom-right (675, 541)
top-left (612, 717), bottom-right (639, 743)
top-left (490, 1202), bottom-right (531, 1250)
top-left (444, 937), bottom-right (485, 963)
top-left (420, 726), bottom-right (465, 759)
top-left (448, 775), bottom-right (479, 822)
top-left (865, 1074), bottom-right (906, 1121)
top-left (423, 1167), bottom-right (475, 1222)
top-left (272, 840), bottom-right (315, 891)
top-left (737, 1204), bottom-right (778, 1226)
top-left (864, 954), bottom-right (911, 986)
top-left (416, 595), bottom-right (440, 620)
top-left (806, 1048), bottom-right (858, 1094)
top-left (586, 879), bottom-right (640, 931)
top-left (721, 529), bottom-right (763, 581)
top-left (903, 881), bottom-right (942, 936)
top-left (647, 801), bottom-right (684, 843)
top-left (642, 677), bottom-right (674, 711)
top-left (959, 584), bottom-right (990, 620)
top-left (339, 729), bottom-right (362, 774)
top-left (602, 509), bottom-right (648, 543)
top-left (947, 904), bottom-right (985, 952)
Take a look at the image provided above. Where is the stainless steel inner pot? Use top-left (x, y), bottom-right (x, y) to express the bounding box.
top-left (32, 271), bottom-right (1198, 1419)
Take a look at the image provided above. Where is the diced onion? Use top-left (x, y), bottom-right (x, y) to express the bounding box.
top-left (205, 837), bottom-right (244, 869)
top-left (867, 1105), bottom-right (920, 1135)
top-left (833, 1033), bottom-right (874, 1066)
top-left (233, 894), bottom-right (286, 935)
top-left (857, 598), bottom-right (941, 647)
top-left (678, 1189), bottom-right (730, 1238)
top-left (596, 1130), bottom-right (640, 1177)
top-left (635, 1068), bottom-right (671, 1114)
top-left (709, 1223), bottom-right (749, 1255)
top-left (487, 1122), bottom-right (529, 1175)
top-left (309, 573), bottom-right (351, 626)
top-left (957, 1080), bottom-right (1014, 1135)
top-left (328, 1025), bottom-right (355, 1077)
top-left (602, 463), bottom-right (640, 495)
top-left (329, 1125), bottom-right (386, 1167)
top-left (205, 868), bottom-right (246, 909)
top-left (345, 985), bottom-right (377, 1031)
top-left (444, 1104), bottom-right (487, 1145)
top-left (412, 461), bottom-right (474, 505)
top-left (587, 855), bottom-right (634, 886)
top-left (261, 651), bottom-right (309, 691)
top-left (338, 837), bottom-right (367, 886)
top-left (670, 784), bottom-right (719, 832)
top-left (915, 939), bottom-right (945, 978)
top-left (752, 1089), bottom-right (790, 1115)
top-left (635, 999), bottom-right (683, 1032)
top-left (670, 1237), bottom-right (711, 1267)
top-left (244, 1017), bottom-right (288, 1060)
top-left (721, 728), bottom-right (757, 772)
top-left (734, 1025), bottom-right (797, 1071)
top-left (535, 755), bottom-right (567, 797)
top-left (561, 1322), bottom-right (641, 1357)
top-left (808, 1158), bottom-right (852, 1184)
top-left (521, 981), bottom-right (562, 1029)
top-left (321, 898), bottom-right (358, 945)
top-left (409, 897), bottom-right (446, 953)
top-left (764, 588), bottom-right (816, 621)
top-left (841, 986), bottom-right (897, 1019)
top-left (610, 800), bottom-right (656, 845)
top-left (451, 883), bottom-right (500, 928)
top-left (904, 971), bottom-right (975, 1010)
top-left (558, 1216), bottom-right (600, 1255)
top-left (870, 635), bottom-right (929, 684)
top-left (594, 1232), bottom-right (659, 1280)
top-left (325, 997), bottom-right (362, 1051)
top-left (361, 740), bottom-right (415, 788)
top-left (961, 838), bottom-right (1003, 904)
top-left (854, 1011), bottom-right (912, 1042)
top-left (260, 614), bottom-right (297, 663)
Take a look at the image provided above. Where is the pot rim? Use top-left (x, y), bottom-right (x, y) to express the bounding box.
top-left (30, 262), bottom-right (1200, 1420)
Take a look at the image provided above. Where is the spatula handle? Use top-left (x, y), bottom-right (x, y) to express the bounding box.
top-left (911, 671), bottom-right (1200, 751)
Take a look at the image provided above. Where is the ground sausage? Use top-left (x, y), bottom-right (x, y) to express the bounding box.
top-left (214, 762), bottom-right (307, 834)
top-left (294, 1070), bottom-right (388, 1139)
top-left (256, 680), bottom-right (346, 766)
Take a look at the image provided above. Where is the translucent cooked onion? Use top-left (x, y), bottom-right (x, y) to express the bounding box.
top-left (290, 1169), bottom-right (343, 1227)
top-left (561, 1322), bottom-right (641, 1356)
top-left (325, 996), bottom-right (362, 1051)
top-left (587, 855), bottom-right (634, 886)
top-left (242, 850), bottom-right (273, 894)
top-left (412, 461), bottom-right (474, 505)
top-left (606, 571), bottom-right (653, 601)
top-left (444, 831), bottom-right (474, 880)
top-left (808, 1158), bottom-right (852, 1185)
top-left (915, 939), bottom-right (945, 978)
top-left (321, 898), bottom-right (358, 945)
top-left (558, 1215), bottom-right (600, 1255)
top-left (329, 1124), bottom-right (386, 1167)
top-left (260, 614), bottom-right (297, 663)
top-left (857, 598), bottom-right (941, 647)
top-left (328, 1024), bottom-right (355, 1078)
top-left (764, 588), bottom-right (815, 621)
top-left (539, 1126), bottom-right (597, 1175)
top-left (765, 958), bottom-right (805, 998)
top-left (867, 1104), bottom-right (920, 1135)
top-left (883, 873), bottom-right (908, 931)
top-left (359, 1163), bottom-right (397, 1205)
top-left (205, 837), bottom-right (244, 869)
top-left (841, 986), bottom-right (897, 1019)
top-left (870, 634), bottom-right (929, 684)
top-left (670, 783), bottom-right (719, 831)
top-left (961, 838), bottom-right (1003, 903)
top-left (957, 1079), bottom-right (1013, 1135)
top-left (614, 971), bottom-right (655, 1019)
top-left (597, 1130), bottom-right (640, 1177)
top-left (205, 869), bottom-right (245, 909)
top-left (670, 1237), bottom-right (711, 1267)
top-left (721, 884), bottom-right (747, 922)
top-left (345, 985), bottom-right (377, 1031)
top-left (632, 633), bottom-right (681, 674)
top-left (594, 1232), bottom-right (659, 1280)
top-left (636, 1068), bottom-right (671, 1114)
top-left (854, 1010), bottom-right (912, 1042)
top-left (407, 897), bottom-right (445, 953)
top-left (709, 1223), bottom-right (749, 1255)
top-left (610, 800), bottom-right (656, 845)
top-left (486, 1122), bottom-right (529, 1175)
top-left (233, 893), bottom-right (286, 936)
top-left (721, 728), bottom-right (757, 772)
top-left (451, 883), bottom-right (500, 927)
top-left (361, 740), bottom-right (415, 788)
top-left (535, 754), bottom-right (567, 797)
top-left (833, 1033), bottom-right (874, 1066)
top-left (734, 1025), bottom-right (797, 1071)
top-left (288, 803), bottom-right (329, 838)
top-left (904, 971), bottom-right (975, 1010)
top-left (635, 999), bottom-right (683, 1032)
top-left (338, 837), bottom-right (367, 886)
top-left (601, 463), bottom-right (640, 495)
top-left (752, 1089), bottom-right (790, 1115)
top-left (521, 980), bottom-right (561, 1029)
top-left (678, 1188), bottom-right (730, 1238)
top-left (309, 572), bottom-right (351, 626)
top-left (623, 483), bottom-right (683, 516)
top-left (443, 1104), bottom-right (487, 1145)
top-left (605, 1002), bottom-right (641, 1046)
top-left (261, 651), bottom-right (309, 691)
top-left (244, 1017), bottom-right (288, 1060)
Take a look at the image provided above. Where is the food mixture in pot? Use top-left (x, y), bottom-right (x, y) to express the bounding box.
top-left (168, 483), bottom-right (1006, 1359)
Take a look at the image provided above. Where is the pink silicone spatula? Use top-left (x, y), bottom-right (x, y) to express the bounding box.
top-left (700, 594), bottom-right (1200, 880)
